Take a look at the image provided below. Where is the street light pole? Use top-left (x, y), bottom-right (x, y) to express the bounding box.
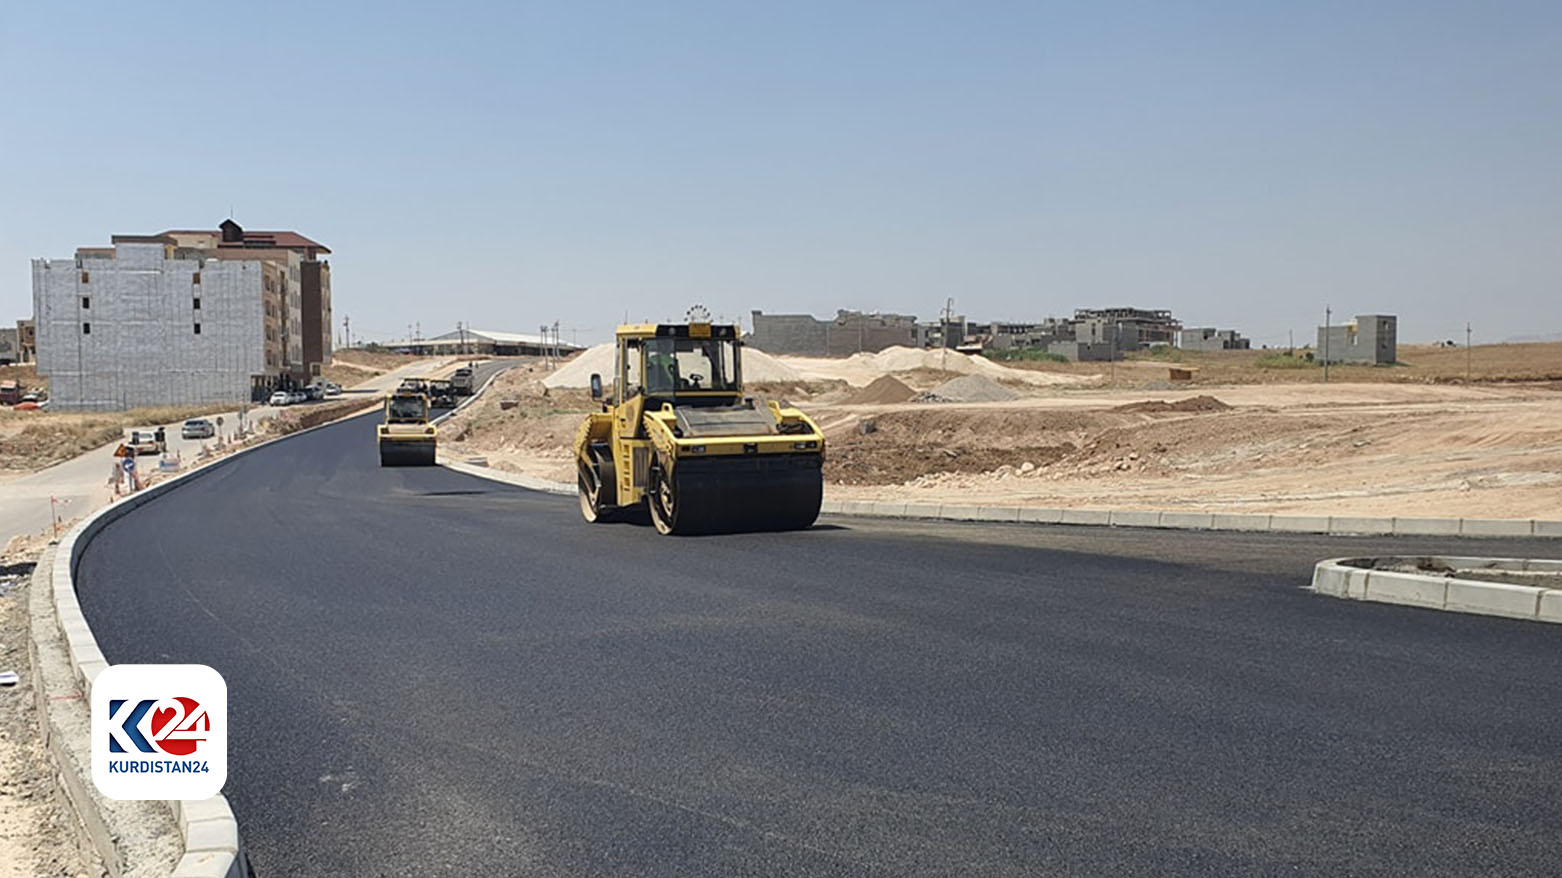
top-left (1466, 322), bottom-right (1472, 382)
top-left (1323, 306), bottom-right (1331, 383)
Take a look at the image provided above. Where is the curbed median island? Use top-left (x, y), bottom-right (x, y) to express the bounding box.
top-left (1311, 556), bottom-right (1562, 624)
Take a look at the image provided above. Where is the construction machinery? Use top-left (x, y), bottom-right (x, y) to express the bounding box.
top-left (377, 389), bottom-right (437, 466)
top-left (427, 378), bottom-right (457, 408)
top-left (573, 321), bottom-right (824, 535)
top-left (450, 367), bottom-right (476, 396)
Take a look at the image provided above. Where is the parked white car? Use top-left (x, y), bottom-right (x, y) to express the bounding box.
top-left (269, 391), bottom-right (292, 406)
top-left (181, 418), bottom-right (216, 440)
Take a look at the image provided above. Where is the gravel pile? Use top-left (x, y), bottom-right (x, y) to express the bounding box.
top-left (916, 374), bottom-right (1021, 403)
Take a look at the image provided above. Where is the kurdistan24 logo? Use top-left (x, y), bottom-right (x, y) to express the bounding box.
top-left (92, 664), bottom-right (227, 800)
top-left (107, 696), bottom-right (210, 757)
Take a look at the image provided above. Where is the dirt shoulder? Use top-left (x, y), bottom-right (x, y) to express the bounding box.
top-left (817, 383), bottom-right (1562, 519)
top-left (0, 547), bottom-right (94, 878)
top-left (436, 364), bottom-right (596, 483)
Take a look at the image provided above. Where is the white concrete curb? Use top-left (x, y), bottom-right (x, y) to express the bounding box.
top-left (431, 459), bottom-right (1562, 541)
top-left (1311, 557), bottom-right (1562, 624)
top-left (32, 402), bottom-right (380, 878)
top-left (818, 502), bottom-right (1562, 537)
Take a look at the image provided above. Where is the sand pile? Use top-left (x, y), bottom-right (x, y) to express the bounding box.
top-left (543, 342), bottom-right (803, 388)
top-left (847, 375), bottom-right (917, 405)
top-left (779, 346), bottom-right (1089, 387)
top-left (1114, 395), bottom-right (1231, 414)
top-left (916, 374), bottom-right (1021, 403)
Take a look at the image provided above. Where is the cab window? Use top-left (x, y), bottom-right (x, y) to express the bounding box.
top-left (643, 337), bottom-right (738, 392)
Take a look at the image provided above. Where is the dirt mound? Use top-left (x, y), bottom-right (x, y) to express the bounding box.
top-left (543, 342), bottom-right (802, 388)
top-left (1114, 395), bottom-right (1231, 414)
top-left (847, 375), bottom-right (917, 405)
top-left (917, 374), bottom-right (1020, 403)
top-left (778, 346), bottom-right (1091, 388)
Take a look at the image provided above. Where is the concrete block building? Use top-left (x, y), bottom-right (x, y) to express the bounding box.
top-left (33, 220), bottom-right (331, 410)
top-left (1178, 328), bottom-right (1250, 351)
top-left (748, 310), bottom-right (918, 356)
top-left (1317, 314), bottom-right (1396, 365)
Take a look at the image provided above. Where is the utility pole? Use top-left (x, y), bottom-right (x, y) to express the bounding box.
top-left (1466, 322), bottom-right (1472, 382)
top-left (1323, 306), bottom-right (1331, 383)
top-left (1288, 329), bottom-right (1293, 356)
top-left (940, 297), bottom-right (954, 370)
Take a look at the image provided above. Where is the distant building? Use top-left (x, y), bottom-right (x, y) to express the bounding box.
top-left (1046, 341), bottom-right (1117, 362)
top-left (401, 328), bottom-right (584, 357)
top-left (748, 310), bottom-right (918, 356)
top-left (1178, 328), bottom-right (1250, 351)
top-left (1317, 314), bottom-right (1397, 364)
top-left (0, 326), bottom-right (17, 364)
top-left (33, 220), bottom-right (331, 410)
top-left (1073, 307), bottom-right (1181, 348)
top-left (16, 319), bottom-right (35, 362)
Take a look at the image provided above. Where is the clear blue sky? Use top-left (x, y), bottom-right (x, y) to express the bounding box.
top-left (3, 1), bottom-right (1559, 347)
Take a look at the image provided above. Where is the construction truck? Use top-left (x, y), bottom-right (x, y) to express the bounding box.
top-left (573, 321), bottom-right (824, 535)
top-left (377, 390), bottom-right (437, 466)
top-left (427, 378), bottom-right (457, 408)
top-left (450, 367), bottom-right (476, 396)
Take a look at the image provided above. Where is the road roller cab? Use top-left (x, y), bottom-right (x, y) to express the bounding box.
top-left (378, 390), bottom-right (437, 466)
top-left (574, 320), bottom-right (825, 534)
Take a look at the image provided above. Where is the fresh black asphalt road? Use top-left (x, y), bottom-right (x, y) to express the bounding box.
top-left (76, 412), bottom-right (1562, 876)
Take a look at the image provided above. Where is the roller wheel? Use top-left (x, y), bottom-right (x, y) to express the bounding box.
top-left (578, 450), bottom-right (617, 523)
top-left (648, 460), bottom-right (679, 535)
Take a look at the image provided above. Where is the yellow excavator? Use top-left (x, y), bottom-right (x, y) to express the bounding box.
top-left (378, 389), bottom-right (437, 466)
top-left (574, 321), bottom-right (824, 534)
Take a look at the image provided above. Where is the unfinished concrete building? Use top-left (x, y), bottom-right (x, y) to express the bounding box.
top-left (1073, 307), bottom-right (1181, 348)
top-left (1178, 328), bottom-right (1250, 351)
top-left (1317, 314), bottom-right (1397, 364)
top-left (32, 221), bottom-right (332, 410)
top-left (748, 310), bottom-right (918, 356)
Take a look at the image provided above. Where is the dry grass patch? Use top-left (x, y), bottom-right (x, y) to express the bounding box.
top-left (0, 405), bottom-right (228, 474)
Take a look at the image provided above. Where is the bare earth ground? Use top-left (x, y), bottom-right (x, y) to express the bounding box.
top-left (445, 342), bottom-right (1562, 521)
top-left (0, 545), bottom-right (93, 878)
top-left (320, 348), bottom-right (428, 387)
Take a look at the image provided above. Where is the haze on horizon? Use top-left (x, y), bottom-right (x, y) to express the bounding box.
top-left (2, 1), bottom-right (1559, 348)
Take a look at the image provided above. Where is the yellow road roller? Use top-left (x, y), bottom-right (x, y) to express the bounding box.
top-left (378, 390), bottom-right (437, 466)
top-left (573, 321), bottom-right (824, 534)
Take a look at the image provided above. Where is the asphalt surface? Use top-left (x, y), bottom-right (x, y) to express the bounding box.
top-left (75, 410), bottom-right (1562, 876)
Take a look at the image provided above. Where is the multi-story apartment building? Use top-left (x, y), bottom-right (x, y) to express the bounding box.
top-left (32, 220), bottom-right (331, 410)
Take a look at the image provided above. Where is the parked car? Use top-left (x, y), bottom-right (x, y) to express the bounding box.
top-left (269, 391), bottom-right (292, 406)
top-left (126, 430), bottom-right (162, 456)
top-left (303, 384), bottom-right (325, 401)
top-left (181, 418), bottom-right (216, 440)
top-left (290, 390), bottom-right (309, 404)
top-left (323, 381), bottom-right (343, 396)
